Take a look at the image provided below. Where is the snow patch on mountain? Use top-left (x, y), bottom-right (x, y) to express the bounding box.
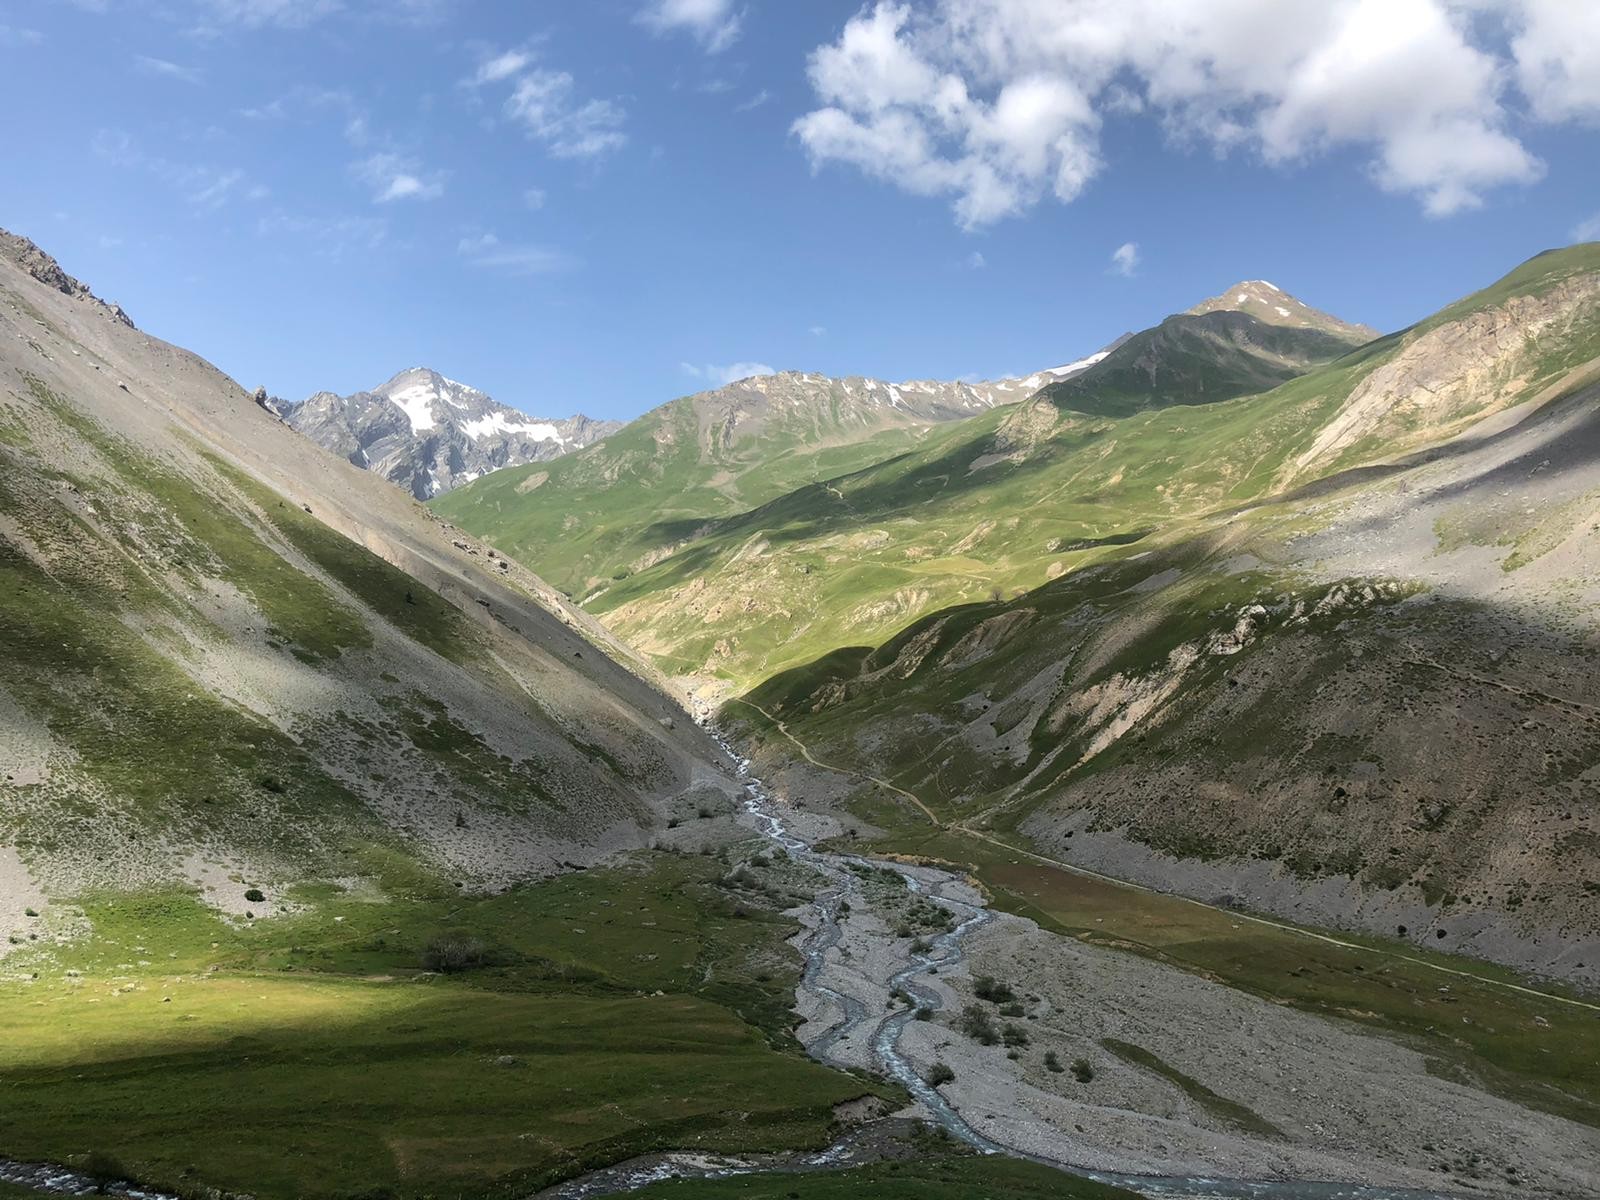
top-left (281, 367), bottom-right (618, 500)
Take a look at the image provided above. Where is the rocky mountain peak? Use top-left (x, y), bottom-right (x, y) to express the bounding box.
top-left (1186, 279), bottom-right (1377, 341)
top-left (280, 367), bottom-right (620, 500)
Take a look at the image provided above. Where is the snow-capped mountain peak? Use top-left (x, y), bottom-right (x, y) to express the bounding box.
top-left (280, 367), bottom-right (619, 500)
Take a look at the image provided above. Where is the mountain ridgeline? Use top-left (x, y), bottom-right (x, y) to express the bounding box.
top-left (281, 367), bottom-right (620, 500)
top-left (429, 356), bottom-right (1112, 601)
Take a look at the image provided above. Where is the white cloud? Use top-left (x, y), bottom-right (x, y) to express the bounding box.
top-left (793, 0), bottom-right (1569, 227)
top-left (353, 152), bottom-right (444, 203)
top-left (966, 250), bottom-right (986, 269)
top-left (809, 325), bottom-right (827, 337)
top-left (457, 233), bottom-right (574, 275)
top-left (736, 89), bottom-right (772, 112)
top-left (135, 55), bottom-right (203, 84)
top-left (1507, 0), bottom-right (1600, 124)
top-left (1573, 213), bottom-right (1600, 244)
top-left (523, 187), bottom-right (547, 210)
top-left (681, 361), bottom-right (777, 386)
top-left (638, 0), bottom-right (743, 53)
top-left (504, 70), bottom-right (627, 159)
top-left (472, 48), bottom-right (534, 86)
top-left (1110, 241), bottom-right (1139, 276)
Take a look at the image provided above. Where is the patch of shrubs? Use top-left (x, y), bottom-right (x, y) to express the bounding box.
top-left (1044, 1050), bottom-right (1065, 1073)
top-left (243, 888), bottom-right (265, 904)
top-left (973, 974), bottom-right (1015, 1003)
top-left (420, 930), bottom-right (489, 974)
top-left (925, 1062), bottom-right (956, 1088)
top-left (1071, 1057), bottom-right (1095, 1083)
top-left (957, 1003), bottom-right (999, 1045)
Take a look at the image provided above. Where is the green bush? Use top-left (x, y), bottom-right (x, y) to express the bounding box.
top-left (956, 1003), bottom-right (999, 1045)
top-left (421, 930), bottom-right (488, 974)
top-left (1071, 1057), bottom-right (1095, 1083)
top-left (973, 975), bottom-right (1016, 1004)
top-left (925, 1062), bottom-right (955, 1088)
top-left (243, 888), bottom-right (265, 904)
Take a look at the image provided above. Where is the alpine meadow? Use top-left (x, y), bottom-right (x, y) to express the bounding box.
top-left (2, 3), bottom-right (1599, 1200)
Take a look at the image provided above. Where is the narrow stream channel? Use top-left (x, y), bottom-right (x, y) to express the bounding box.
top-left (1, 748), bottom-right (1469, 1200)
top-left (698, 739), bottom-right (1470, 1200)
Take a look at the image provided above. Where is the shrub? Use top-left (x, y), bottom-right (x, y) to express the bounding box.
top-left (973, 975), bottom-right (1015, 1004)
top-left (1071, 1057), bottom-right (1095, 1083)
top-left (913, 1007), bottom-right (933, 1021)
top-left (1044, 1050), bottom-right (1065, 1073)
top-left (1001, 1022), bottom-right (1029, 1048)
top-left (24, 907), bottom-right (39, 918)
top-left (243, 888), bottom-right (265, 904)
top-left (421, 930), bottom-right (488, 974)
top-left (926, 1062), bottom-right (956, 1088)
top-left (83, 1151), bottom-right (129, 1195)
top-left (956, 1003), bottom-right (999, 1045)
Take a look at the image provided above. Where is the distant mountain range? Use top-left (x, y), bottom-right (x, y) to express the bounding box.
top-left (428, 351), bottom-right (1122, 599)
top-left (277, 367), bottom-right (621, 500)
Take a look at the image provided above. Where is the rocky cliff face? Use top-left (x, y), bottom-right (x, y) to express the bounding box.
top-left (282, 367), bottom-right (619, 499)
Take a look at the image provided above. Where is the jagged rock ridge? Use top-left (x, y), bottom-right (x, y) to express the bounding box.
top-left (281, 367), bottom-right (620, 500)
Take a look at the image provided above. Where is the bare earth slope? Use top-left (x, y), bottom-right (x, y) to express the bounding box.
top-left (0, 232), bottom-right (731, 949)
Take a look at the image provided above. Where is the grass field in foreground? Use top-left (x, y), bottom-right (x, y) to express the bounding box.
top-left (633, 1153), bottom-right (1139, 1200)
top-left (0, 850), bottom-right (889, 1200)
top-left (878, 830), bottom-right (1600, 1131)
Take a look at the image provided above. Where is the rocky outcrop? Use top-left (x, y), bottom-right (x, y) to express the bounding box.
top-left (0, 227), bottom-right (134, 328)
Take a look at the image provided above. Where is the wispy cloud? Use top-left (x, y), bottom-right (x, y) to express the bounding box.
top-left (523, 187), bottom-right (547, 210)
top-left (353, 152), bottom-right (445, 203)
top-left (472, 48), bottom-right (534, 86)
top-left (808, 325), bottom-right (827, 337)
top-left (1574, 213), bottom-right (1600, 243)
top-left (638, 0), bottom-right (743, 54)
top-left (256, 210), bottom-right (388, 258)
top-left (735, 89), bottom-right (771, 113)
top-left (92, 128), bottom-right (253, 210)
top-left (469, 46), bottom-right (628, 161)
top-left (681, 361), bottom-right (777, 386)
top-left (135, 55), bottom-right (204, 84)
top-left (457, 233), bottom-right (574, 275)
top-left (505, 71), bottom-right (627, 160)
top-left (966, 251), bottom-right (986, 270)
top-left (0, 24), bottom-right (44, 47)
top-left (1110, 241), bottom-right (1140, 277)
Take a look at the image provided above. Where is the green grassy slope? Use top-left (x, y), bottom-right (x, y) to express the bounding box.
top-left (430, 377), bottom-right (1000, 600)
top-left (583, 245), bottom-right (1600, 691)
top-left (1037, 309), bottom-right (1366, 417)
top-left (722, 326), bottom-right (1600, 989)
top-left (0, 849), bottom-right (889, 1199)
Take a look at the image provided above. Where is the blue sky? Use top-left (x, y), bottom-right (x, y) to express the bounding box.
top-left (1, 0), bottom-right (1596, 421)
